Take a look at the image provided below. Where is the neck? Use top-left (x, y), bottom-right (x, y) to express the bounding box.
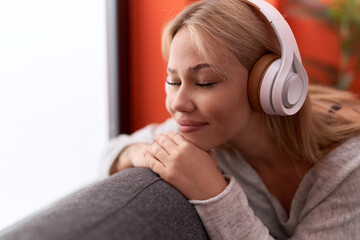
top-left (228, 113), bottom-right (280, 164)
top-left (228, 113), bottom-right (306, 171)
top-left (228, 113), bottom-right (312, 214)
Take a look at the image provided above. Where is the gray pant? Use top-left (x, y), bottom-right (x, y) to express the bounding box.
top-left (0, 168), bottom-right (209, 240)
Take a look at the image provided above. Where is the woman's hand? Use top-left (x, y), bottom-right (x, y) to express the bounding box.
top-left (110, 143), bottom-right (152, 174)
top-left (144, 132), bottom-right (228, 200)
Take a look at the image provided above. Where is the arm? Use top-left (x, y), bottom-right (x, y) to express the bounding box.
top-left (109, 143), bottom-right (151, 175)
top-left (190, 176), bottom-right (273, 240)
top-left (190, 166), bottom-right (360, 240)
top-left (144, 132), bottom-right (360, 240)
top-left (99, 118), bottom-right (177, 178)
top-left (143, 132), bottom-right (270, 239)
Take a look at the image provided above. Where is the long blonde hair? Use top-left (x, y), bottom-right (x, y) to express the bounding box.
top-left (161, 0), bottom-right (360, 163)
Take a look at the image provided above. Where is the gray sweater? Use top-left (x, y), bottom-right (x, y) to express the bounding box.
top-left (101, 118), bottom-right (360, 239)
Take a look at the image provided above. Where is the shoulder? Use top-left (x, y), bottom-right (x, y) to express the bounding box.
top-left (293, 136), bottom-right (360, 236)
top-left (299, 135), bottom-right (360, 213)
top-left (315, 134), bottom-right (360, 186)
top-left (321, 134), bottom-right (360, 174)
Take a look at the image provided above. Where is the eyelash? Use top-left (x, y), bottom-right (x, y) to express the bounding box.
top-left (196, 82), bottom-right (216, 88)
top-left (166, 80), bottom-right (216, 88)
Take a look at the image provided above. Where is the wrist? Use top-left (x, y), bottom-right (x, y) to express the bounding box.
top-left (189, 176), bottom-right (235, 205)
top-left (118, 146), bottom-right (134, 169)
top-left (189, 175), bottom-right (228, 201)
top-left (109, 158), bottom-right (120, 175)
top-left (205, 176), bottom-right (229, 200)
top-left (109, 146), bottom-right (134, 175)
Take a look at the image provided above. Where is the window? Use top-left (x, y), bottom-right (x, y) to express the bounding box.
top-left (0, 0), bottom-right (108, 230)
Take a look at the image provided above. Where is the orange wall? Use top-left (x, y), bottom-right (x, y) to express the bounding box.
top-left (281, 0), bottom-right (360, 93)
top-left (129, 0), bottom-right (188, 132)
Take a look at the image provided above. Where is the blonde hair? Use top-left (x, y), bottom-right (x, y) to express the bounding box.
top-left (161, 0), bottom-right (280, 71)
top-left (161, 0), bottom-right (360, 163)
top-left (265, 86), bottom-right (360, 163)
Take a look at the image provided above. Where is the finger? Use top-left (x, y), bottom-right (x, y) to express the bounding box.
top-left (157, 134), bottom-right (178, 150)
top-left (151, 140), bottom-right (170, 160)
top-left (166, 132), bottom-right (186, 146)
top-left (144, 151), bottom-right (165, 174)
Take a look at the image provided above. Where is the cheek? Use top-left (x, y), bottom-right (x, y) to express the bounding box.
top-left (206, 90), bottom-right (246, 116)
top-left (209, 92), bottom-right (251, 125)
top-left (165, 94), bottom-right (173, 115)
top-left (208, 99), bottom-right (240, 120)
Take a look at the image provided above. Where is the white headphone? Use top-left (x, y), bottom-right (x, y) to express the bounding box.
top-left (246, 0), bottom-right (308, 116)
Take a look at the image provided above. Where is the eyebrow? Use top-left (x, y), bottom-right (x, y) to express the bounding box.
top-left (167, 63), bottom-right (212, 74)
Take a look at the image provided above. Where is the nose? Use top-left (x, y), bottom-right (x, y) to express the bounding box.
top-left (170, 85), bottom-right (196, 113)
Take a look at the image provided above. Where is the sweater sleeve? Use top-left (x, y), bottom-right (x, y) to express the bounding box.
top-left (98, 118), bottom-right (177, 178)
top-left (190, 176), bottom-right (274, 240)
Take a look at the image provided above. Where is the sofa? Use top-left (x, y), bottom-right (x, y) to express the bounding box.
top-left (0, 168), bottom-right (209, 240)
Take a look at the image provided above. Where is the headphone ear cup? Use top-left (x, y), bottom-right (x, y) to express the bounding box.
top-left (248, 54), bottom-right (279, 113)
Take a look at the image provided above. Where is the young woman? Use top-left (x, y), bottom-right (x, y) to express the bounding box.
top-left (102, 0), bottom-right (360, 239)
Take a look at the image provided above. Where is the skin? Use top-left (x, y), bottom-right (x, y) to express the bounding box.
top-left (117, 27), bottom-right (311, 209)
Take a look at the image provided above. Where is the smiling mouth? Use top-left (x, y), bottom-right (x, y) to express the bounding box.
top-left (177, 120), bottom-right (208, 133)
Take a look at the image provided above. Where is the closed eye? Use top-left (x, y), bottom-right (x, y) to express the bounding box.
top-left (196, 82), bottom-right (216, 88)
top-left (166, 76), bottom-right (181, 86)
top-left (166, 81), bottom-right (216, 87)
top-left (166, 80), bottom-right (181, 86)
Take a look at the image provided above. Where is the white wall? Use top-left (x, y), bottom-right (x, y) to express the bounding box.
top-left (0, 0), bottom-right (109, 230)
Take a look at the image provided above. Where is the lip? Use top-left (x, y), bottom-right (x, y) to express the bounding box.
top-left (176, 119), bottom-right (208, 133)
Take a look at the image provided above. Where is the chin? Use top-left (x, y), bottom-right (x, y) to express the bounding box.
top-left (179, 132), bottom-right (214, 152)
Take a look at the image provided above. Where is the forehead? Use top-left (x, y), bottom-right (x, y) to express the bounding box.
top-left (168, 27), bottom-right (249, 82)
top-left (168, 27), bottom-right (237, 74)
top-left (168, 28), bottom-right (202, 64)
